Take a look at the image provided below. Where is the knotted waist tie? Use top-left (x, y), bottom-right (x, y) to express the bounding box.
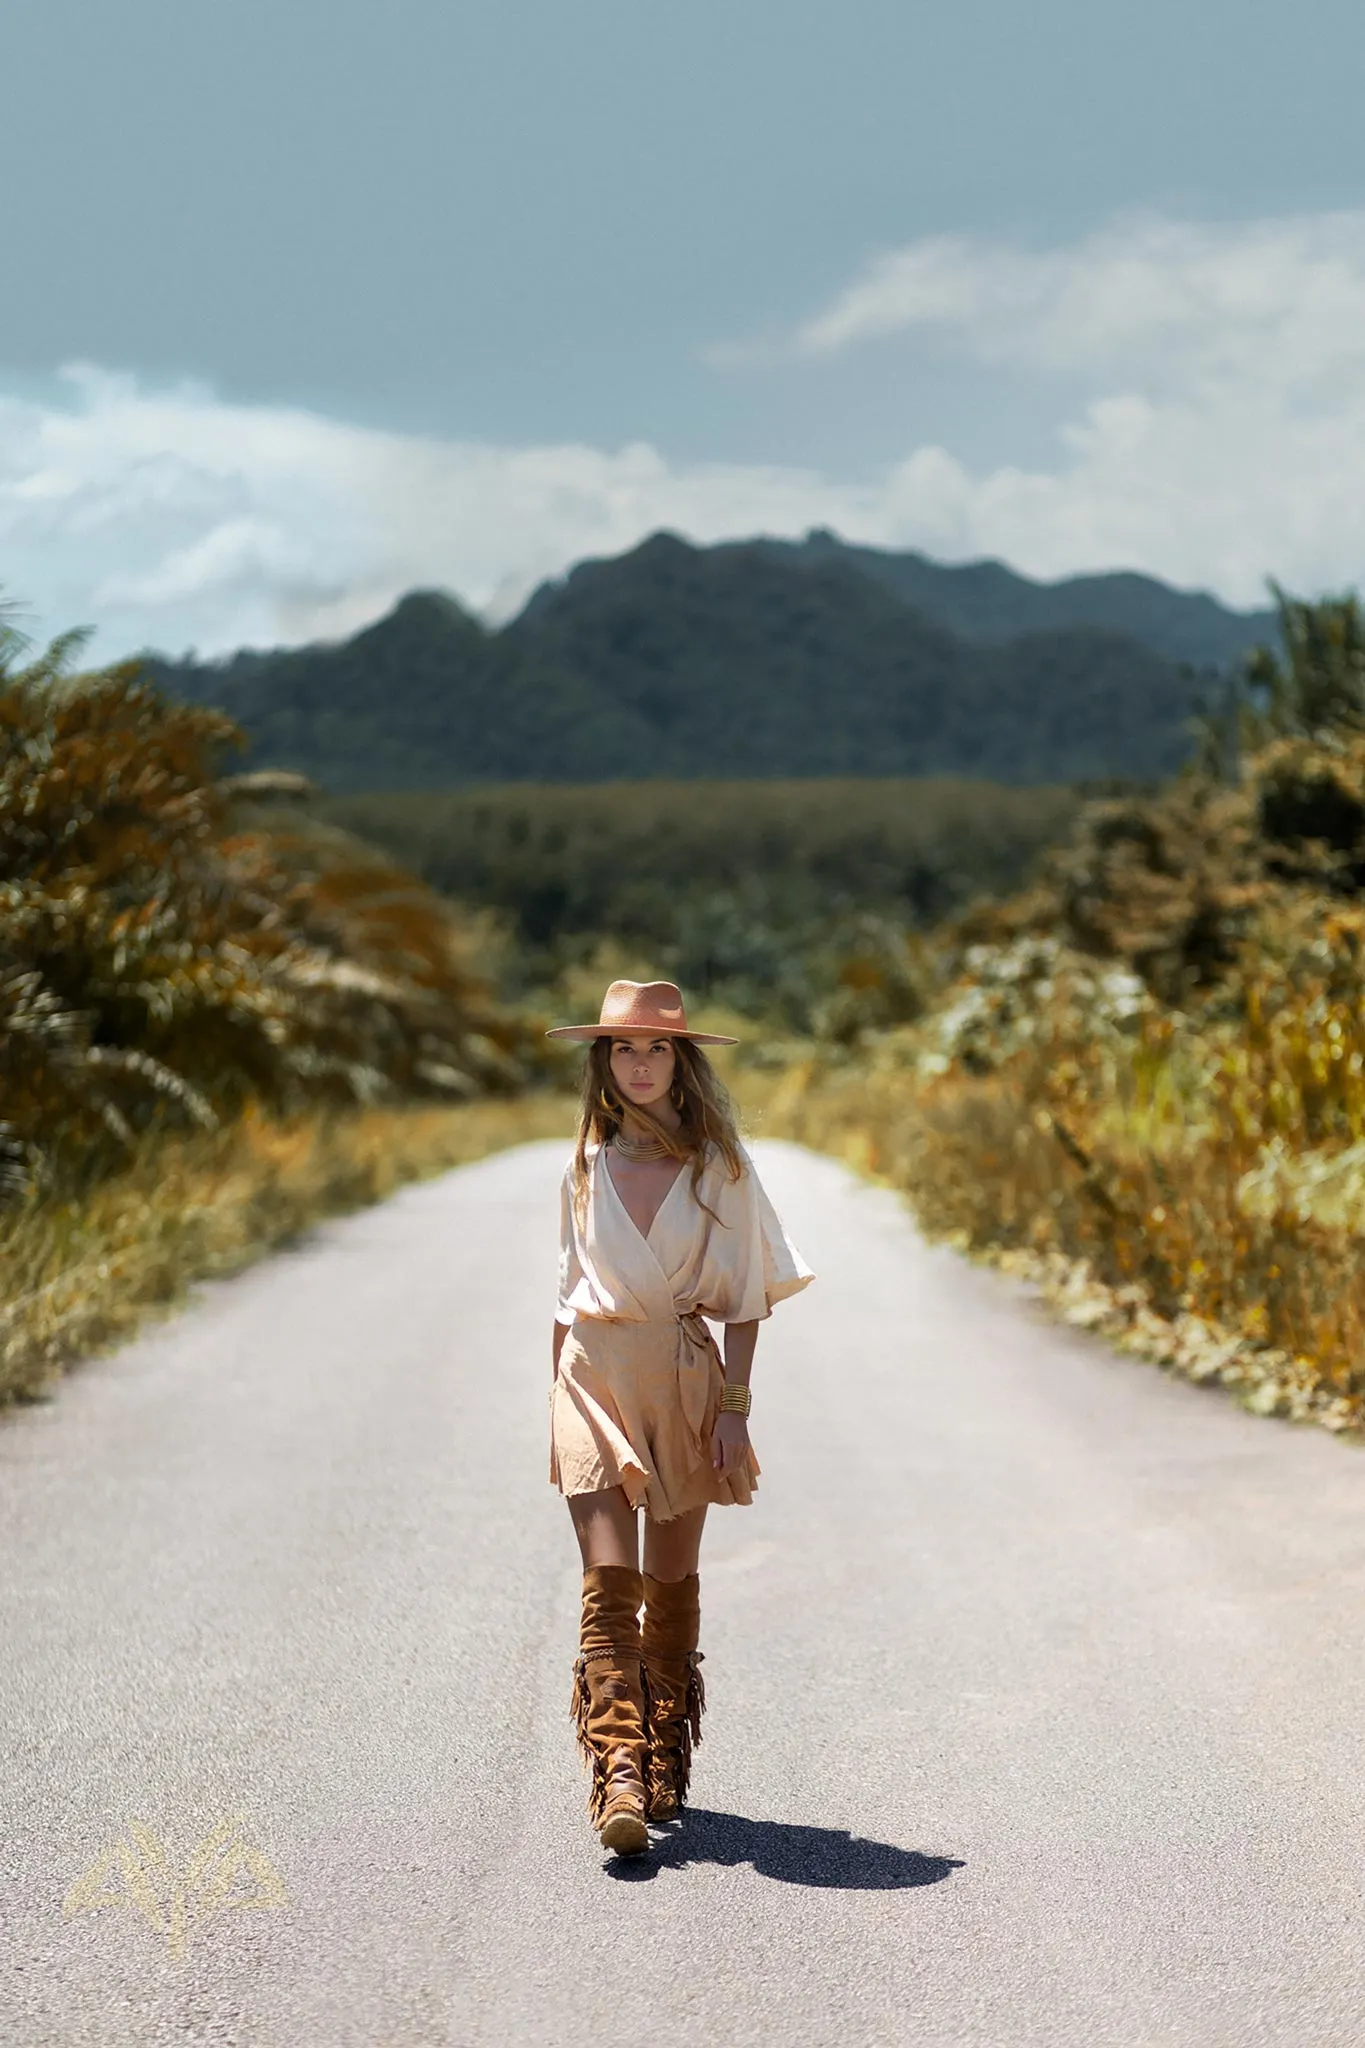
top-left (677, 1309), bottom-right (717, 1354)
top-left (675, 1310), bottom-right (720, 1454)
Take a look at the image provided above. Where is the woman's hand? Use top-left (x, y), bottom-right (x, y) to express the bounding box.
top-left (711, 1411), bottom-right (750, 1474)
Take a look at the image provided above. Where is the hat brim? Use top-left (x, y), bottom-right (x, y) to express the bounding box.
top-left (544, 1024), bottom-right (739, 1045)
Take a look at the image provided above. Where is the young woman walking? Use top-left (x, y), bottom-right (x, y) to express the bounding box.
top-left (546, 978), bottom-right (814, 1857)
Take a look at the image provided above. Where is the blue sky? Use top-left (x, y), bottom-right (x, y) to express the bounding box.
top-left (3, 0), bottom-right (1365, 658)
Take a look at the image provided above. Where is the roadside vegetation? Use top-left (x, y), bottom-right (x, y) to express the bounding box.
top-left (0, 1096), bottom-right (574, 1408)
top-left (325, 776), bottom-right (1087, 1031)
top-left (12, 578), bottom-right (1365, 1443)
top-left (0, 614), bottom-right (557, 1407)
top-left (749, 590), bottom-right (1365, 1438)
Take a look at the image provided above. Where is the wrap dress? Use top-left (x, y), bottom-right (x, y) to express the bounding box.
top-left (550, 1138), bottom-right (814, 1521)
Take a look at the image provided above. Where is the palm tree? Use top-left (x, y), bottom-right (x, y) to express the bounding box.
top-left (0, 604), bottom-right (522, 1194)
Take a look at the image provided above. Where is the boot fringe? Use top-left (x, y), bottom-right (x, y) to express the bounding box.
top-left (569, 1653), bottom-right (609, 1821)
top-left (569, 1653), bottom-right (592, 1757)
top-left (643, 1648), bottom-right (706, 1814)
top-left (673, 1651), bottom-right (705, 1806)
top-left (686, 1648), bottom-right (706, 1745)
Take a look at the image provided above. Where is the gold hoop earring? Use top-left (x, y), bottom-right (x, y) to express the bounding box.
top-left (670, 1078), bottom-right (686, 1110)
top-left (599, 1086), bottom-right (619, 1116)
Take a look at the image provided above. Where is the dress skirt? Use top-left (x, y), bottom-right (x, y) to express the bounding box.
top-left (550, 1311), bottom-right (760, 1522)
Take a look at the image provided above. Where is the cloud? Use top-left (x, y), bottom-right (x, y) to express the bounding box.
top-left (716, 210), bottom-right (1365, 607)
top-left (783, 210), bottom-right (1365, 396)
top-left (4, 213), bottom-right (1365, 664)
top-left (1, 365), bottom-right (891, 660)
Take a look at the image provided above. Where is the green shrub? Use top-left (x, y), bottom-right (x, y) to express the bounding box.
top-left (0, 620), bottom-right (526, 1194)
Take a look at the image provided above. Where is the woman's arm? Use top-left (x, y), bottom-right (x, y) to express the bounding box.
top-left (723, 1318), bottom-right (758, 1390)
top-left (712, 1318), bottom-right (758, 1474)
top-left (555, 1164), bottom-right (586, 1378)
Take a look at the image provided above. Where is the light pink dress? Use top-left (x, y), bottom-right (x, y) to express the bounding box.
top-left (549, 1139), bottom-right (814, 1521)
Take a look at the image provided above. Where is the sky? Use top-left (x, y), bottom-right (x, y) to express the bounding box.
top-left (3, 0), bottom-right (1365, 661)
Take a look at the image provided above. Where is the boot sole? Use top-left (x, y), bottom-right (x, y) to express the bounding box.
top-left (599, 1811), bottom-right (649, 1856)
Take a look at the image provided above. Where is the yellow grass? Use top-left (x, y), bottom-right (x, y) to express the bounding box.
top-left (0, 1094), bottom-right (576, 1411)
top-left (748, 1047), bottom-right (1365, 1442)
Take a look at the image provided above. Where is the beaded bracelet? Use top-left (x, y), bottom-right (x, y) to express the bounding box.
top-left (719, 1380), bottom-right (752, 1417)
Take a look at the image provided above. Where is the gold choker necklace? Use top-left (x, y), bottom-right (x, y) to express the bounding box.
top-left (612, 1129), bottom-right (671, 1162)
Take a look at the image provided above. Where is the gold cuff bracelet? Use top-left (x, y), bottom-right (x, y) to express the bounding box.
top-left (719, 1381), bottom-right (752, 1416)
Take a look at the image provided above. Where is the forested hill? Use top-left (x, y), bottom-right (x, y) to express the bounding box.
top-left (745, 530), bottom-right (1276, 667)
top-left (146, 531), bottom-right (1271, 793)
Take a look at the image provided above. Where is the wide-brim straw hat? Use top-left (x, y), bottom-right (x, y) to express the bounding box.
top-left (544, 978), bottom-right (738, 1045)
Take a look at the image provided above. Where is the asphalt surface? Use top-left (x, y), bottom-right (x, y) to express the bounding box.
top-left (4, 1137), bottom-right (1365, 2048)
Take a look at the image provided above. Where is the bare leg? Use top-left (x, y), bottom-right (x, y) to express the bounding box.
top-left (642, 1503), bottom-right (708, 1582)
top-left (568, 1486), bottom-right (639, 1569)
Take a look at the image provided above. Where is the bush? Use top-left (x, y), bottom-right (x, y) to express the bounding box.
top-left (0, 620), bottom-right (527, 1194)
top-left (757, 591), bottom-right (1365, 1431)
top-left (325, 776), bottom-right (1084, 1031)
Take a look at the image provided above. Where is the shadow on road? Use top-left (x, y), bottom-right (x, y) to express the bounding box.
top-left (606, 1807), bottom-right (964, 1889)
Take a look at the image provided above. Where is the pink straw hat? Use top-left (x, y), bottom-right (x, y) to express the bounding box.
top-left (544, 978), bottom-right (738, 1045)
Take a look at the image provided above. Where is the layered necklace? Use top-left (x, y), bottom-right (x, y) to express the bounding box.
top-left (612, 1126), bottom-right (674, 1162)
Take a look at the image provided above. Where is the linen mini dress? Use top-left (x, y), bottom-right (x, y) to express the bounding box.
top-left (550, 1139), bottom-right (814, 1522)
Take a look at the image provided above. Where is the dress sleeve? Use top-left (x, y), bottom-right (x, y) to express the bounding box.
top-left (556, 1164), bottom-right (586, 1326)
top-left (712, 1146), bottom-right (815, 1323)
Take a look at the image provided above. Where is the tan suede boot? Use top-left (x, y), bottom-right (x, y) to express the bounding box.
top-left (569, 1564), bottom-right (649, 1856)
top-left (641, 1571), bottom-right (705, 1822)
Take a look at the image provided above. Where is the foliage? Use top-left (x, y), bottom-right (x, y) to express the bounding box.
top-left (1244, 585), bottom-right (1365, 742)
top-left (751, 530), bottom-right (1275, 665)
top-left (754, 591), bottom-right (1365, 1433)
top-left (0, 623), bottom-right (528, 1196)
top-left (325, 775), bottom-right (1084, 1030)
top-left (1191, 584), bottom-right (1365, 780)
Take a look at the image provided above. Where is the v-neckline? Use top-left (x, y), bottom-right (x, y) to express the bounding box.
top-left (601, 1147), bottom-right (687, 1246)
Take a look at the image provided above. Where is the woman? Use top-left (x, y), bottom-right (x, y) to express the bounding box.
top-left (547, 978), bottom-right (814, 1857)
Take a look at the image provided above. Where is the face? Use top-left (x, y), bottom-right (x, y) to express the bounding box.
top-left (608, 1034), bottom-right (677, 1111)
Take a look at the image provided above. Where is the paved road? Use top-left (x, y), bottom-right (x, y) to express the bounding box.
top-left (4, 1139), bottom-right (1365, 2048)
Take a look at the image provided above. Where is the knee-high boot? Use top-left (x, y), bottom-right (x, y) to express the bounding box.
top-left (641, 1571), bottom-right (705, 1822)
top-left (569, 1563), bottom-right (649, 1856)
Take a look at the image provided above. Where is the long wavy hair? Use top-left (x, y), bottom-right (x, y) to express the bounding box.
top-left (572, 1033), bottom-right (744, 1224)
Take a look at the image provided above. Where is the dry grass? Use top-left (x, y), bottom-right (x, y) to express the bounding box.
top-left (0, 619), bottom-right (569, 1417)
top-left (734, 665), bottom-right (1365, 1444)
top-left (749, 1048), bottom-right (1365, 1438)
top-left (0, 1093), bottom-right (575, 1411)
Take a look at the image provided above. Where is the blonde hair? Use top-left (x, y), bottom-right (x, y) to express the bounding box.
top-left (572, 1033), bottom-right (745, 1223)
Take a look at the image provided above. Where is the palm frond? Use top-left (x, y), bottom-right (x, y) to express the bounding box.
top-left (0, 604), bottom-right (529, 1196)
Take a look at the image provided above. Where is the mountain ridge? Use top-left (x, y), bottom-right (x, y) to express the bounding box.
top-left (518, 526), bottom-right (1276, 669)
top-left (144, 528), bottom-right (1275, 793)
